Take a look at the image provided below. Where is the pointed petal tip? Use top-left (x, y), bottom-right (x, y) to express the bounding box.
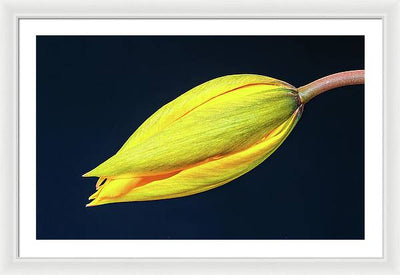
top-left (86, 201), bottom-right (97, 207)
top-left (82, 172), bottom-right (90, 177)
top-left (82, 170), bottom-right (96, 177)
top-left (86, 198), bottom-right (111, 207)
top-left (88, 192), bottom-right (98, 200)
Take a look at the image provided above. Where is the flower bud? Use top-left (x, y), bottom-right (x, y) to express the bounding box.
top-left (84, 74), bottom-right (303, 206)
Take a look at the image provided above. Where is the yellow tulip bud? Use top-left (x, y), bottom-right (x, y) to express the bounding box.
top-left (84, 74), bottom-right (303, 206)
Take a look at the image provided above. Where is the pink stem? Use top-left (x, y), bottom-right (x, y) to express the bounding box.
top-left (297, 70), bottom-right (365, 104)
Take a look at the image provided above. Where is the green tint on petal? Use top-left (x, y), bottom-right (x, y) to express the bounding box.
top-left (85, 84), bottom-right (299, 177)
top-left (87, 107), bottom-right (302, 206)
top-left (118, 74), bottom-right (296, 152)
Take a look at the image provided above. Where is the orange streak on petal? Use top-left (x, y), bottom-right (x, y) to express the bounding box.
top-left (95, 177), bottom-right (106, 189)
top-left (90, 170), bottom-right (181, 204)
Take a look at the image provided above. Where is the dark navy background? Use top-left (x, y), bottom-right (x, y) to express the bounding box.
top-left (37, 36), bottom-right (364, 239)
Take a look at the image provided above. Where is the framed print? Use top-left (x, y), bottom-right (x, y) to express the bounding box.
top-left (19, 18), bottom-right (381, 258)
top-left (0, 0), bottom-right (399, 274)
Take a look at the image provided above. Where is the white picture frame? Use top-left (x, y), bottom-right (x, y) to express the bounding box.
top-left (1, 0), bottom-right (399, 274)
top-left (18, 18), bottom-right (382, 259)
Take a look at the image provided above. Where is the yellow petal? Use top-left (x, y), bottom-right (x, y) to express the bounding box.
top-left (118, 74), bottom-right (295, 152)
top-left (87, 107), bottom-right (302, 206)
top-left (85, 83), bottom-right (299, 178)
